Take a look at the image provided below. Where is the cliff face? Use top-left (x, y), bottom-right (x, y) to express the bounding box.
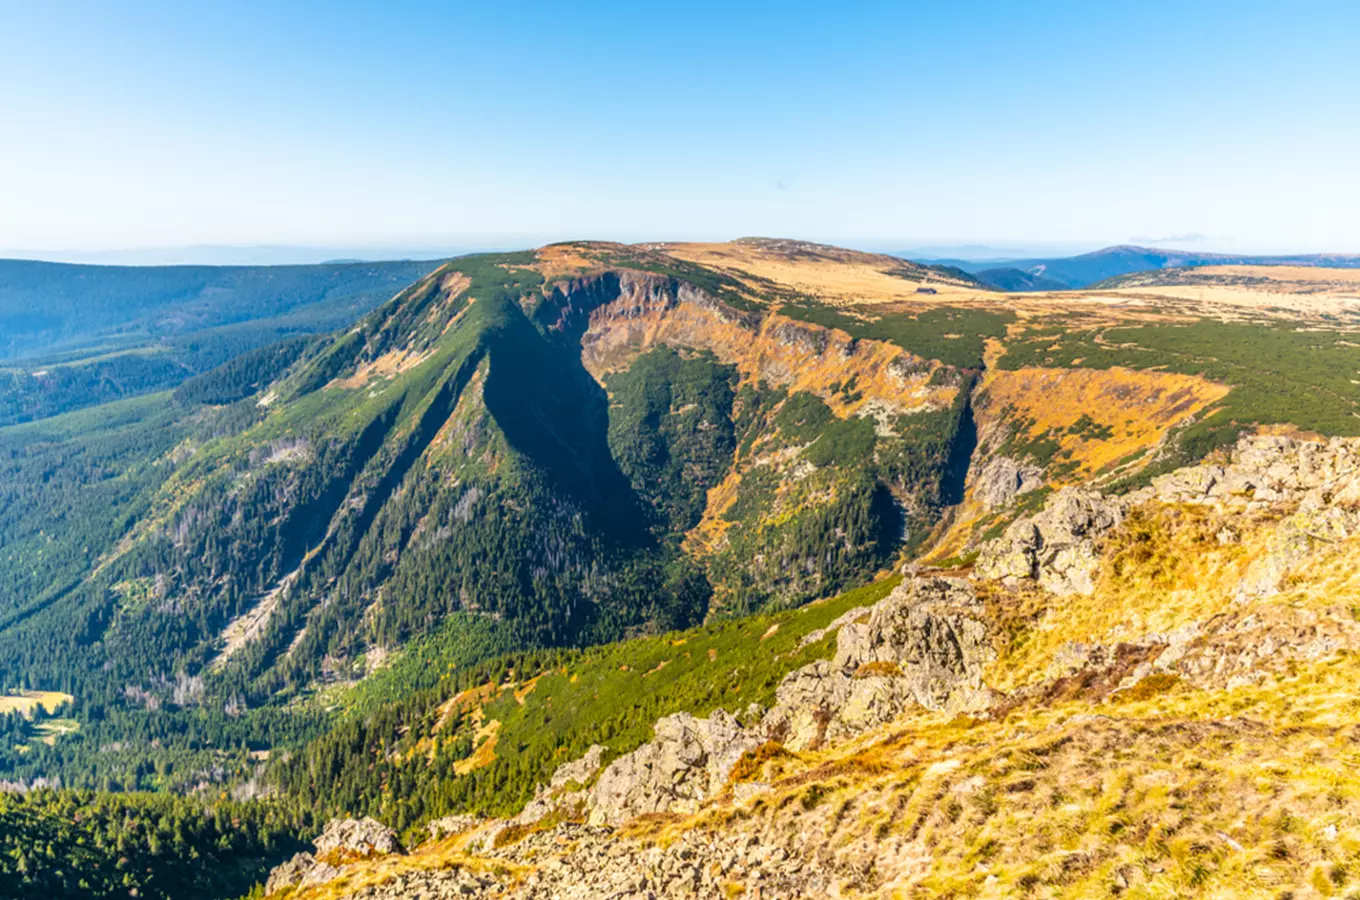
top-left (269, 432), bottom-right (1360, 899)
top-left (580, 271), bottom-right (957, 420)
top-left (41, 255), bottom-right (992, 709)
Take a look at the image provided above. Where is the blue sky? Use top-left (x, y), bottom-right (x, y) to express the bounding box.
top-left (2, 0), bottom-right (1358, 260)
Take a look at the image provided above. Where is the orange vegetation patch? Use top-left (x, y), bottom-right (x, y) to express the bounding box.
top-left (438, 271), bottom-right (472, 296)
top-left (684, 469), bottom-right (742, 555)
top-left (976, 366), bottom-right (1230, 480)
top-left (513, 675), bottom-right (541, 706)
top-left (583, 294), bottom-right (956, 421)
top-left (432, 680), bottom-right (497, 734)
top-left (658, 240), bottom-right (993, 308)
top-left (330, 345), bottom-right (436, 389)
top-left (454, 718), bottom-right (500, 776)
top-left (532, 243), bottom-right (616, 280)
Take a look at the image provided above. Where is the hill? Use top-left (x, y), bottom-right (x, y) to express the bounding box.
top-left (970, 266), bottom-right (1069, 292)
top-left (933, 244), bottom-right (1360, 290)
top-left (0, 240), bottom-right (1006, 793)
top-left (5, 238), bottom-right (1360, 898)
top-left (0, 257), bottom-right (443, 424)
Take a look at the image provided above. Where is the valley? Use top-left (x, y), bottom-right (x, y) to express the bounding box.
top-left (3, 240), bottom-right (1360, 898)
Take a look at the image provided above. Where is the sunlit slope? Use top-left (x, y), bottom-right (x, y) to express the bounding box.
top-left (8, 239), bottom-right (1360, 802)
top-left (273, 435), bottom-right (1360, 900)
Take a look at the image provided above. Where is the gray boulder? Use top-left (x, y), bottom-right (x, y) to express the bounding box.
top-left (586, 710), bottom-right (762, 825)
top-left (974, 487), bottom-right (1125, 595)
top-left (263, 817), bottom-right (403, 894)
top-left (973, 455), bottom-right (1044, 509)
top-left (764, 577), bottom-right (994, 750)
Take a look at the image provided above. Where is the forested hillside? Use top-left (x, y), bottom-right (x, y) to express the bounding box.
top-left (0, 258), bottom-right (441, 425)
top-left (5, 241), bottom-right (1360, 899)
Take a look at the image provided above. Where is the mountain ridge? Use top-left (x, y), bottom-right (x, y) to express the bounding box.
top-left (911, 243), bottom-right (1360, 290)
top-left (6, 237), bottom-right (1360, 899)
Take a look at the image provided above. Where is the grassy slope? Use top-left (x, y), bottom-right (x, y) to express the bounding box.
top-left (277, 575), bottom-right (900, 829)
top-left (289, 489), bottom-right (1360, 900)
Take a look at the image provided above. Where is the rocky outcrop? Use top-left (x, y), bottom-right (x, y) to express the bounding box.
top-left (975, 434), bottom-right (1360, 598)
top-left (265, 853), bottom-right (336, 895)
top-left (1149, 436), bottom-right (1360, 600)
top-left (764, 576), bottom-right (994, 750)
top-left (527, 577), bottom-right (996, 826)
top-left (586, 711), bottom-right (763, 825)
top-left (974, 486), bottom-right (1125, 594)
top-left (265, 817), bottom-right (404, 894)
top-left (313, 816), bottom-right (404, 859)
top-left (972, 455), bottom-right (1044, 509)
top-left (342, 822), bottom-right (834, 900)
top-left (515, 744), bottom-right (605, 826)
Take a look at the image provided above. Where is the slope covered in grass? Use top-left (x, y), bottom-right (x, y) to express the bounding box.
top-left (272, 575), bottom-right (900, 830)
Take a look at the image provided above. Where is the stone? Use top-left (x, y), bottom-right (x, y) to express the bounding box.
top-left (764, 577), bottom-right (994, 750)
top-left (972, 455), bottom-right (1044, 510)
top-left (587, 709), bottom-right (762, 825)
top-left (263, 817), bottom-right (403, 894)
top-left (974, 487), bottom-right (1126, 595)
top-left (313, 816), bottom-right (404, 860)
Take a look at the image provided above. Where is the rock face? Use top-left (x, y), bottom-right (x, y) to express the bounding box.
top-left (313, 816), bottom-right (404, 859)
top-left (972, 455), bottom-right (1044, 509)
top-left (543, 576), bottom-right (995, 826)
top-left (265, 817), bottom-right (404, 894)
top-left (974, 486), bottom-right (1125, 595)
top-left (515, 743), bottom-right (605, 826)
top-left (764, 576), bottom-right (994, 750)
top-left (586, 710), bottom-right (762, 825)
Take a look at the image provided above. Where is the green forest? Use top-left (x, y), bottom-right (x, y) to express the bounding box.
top-left (4, 248), bottom-right (1358, 898)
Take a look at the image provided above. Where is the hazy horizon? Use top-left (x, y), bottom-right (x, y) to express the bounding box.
top-left (4, 236), bottom-right (1359, 268)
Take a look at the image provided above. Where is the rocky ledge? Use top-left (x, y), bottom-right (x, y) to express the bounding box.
top-left (976, 434), bottom-right (1360, 597)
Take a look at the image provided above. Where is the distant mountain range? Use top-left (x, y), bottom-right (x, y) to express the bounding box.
top-left (902, 245), bottom-right (1360, 291)
top-left (0, 257), bottom-right (444, 361)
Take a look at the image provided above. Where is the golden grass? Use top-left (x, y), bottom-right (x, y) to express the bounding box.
top-left (987, 505), bottom-right (1360, 692)
top-left (1094, 265), bottom-right (1360, 320)
top-left (673, 649), bottom-right (1360, 898)
top-left (276, 840), bottom-right (526, 900)
top-left (684, 468), bottom-right (743, 555)
top-left (976, 366), bottom-right (1230, 481)
top-left (657, 241), bottom-right (992, 308)
top-left (453, 717), bottom-right (500, 776)
top-left (0, 690), bottom-right (73, 716)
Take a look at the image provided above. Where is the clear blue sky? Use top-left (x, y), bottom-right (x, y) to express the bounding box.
top-left (2, 0), bottom-right (1358, 259)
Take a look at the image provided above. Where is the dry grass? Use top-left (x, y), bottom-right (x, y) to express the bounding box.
top-left (986, 504), bottom-right (1360, 693)
top-left (657, 240), bottom-right (992, 308)
top-left (0, 690), bottom-right (72, 716)
top-left (453, 717), bottom-right (501, 776)
top-left (976, 366), bottom-right (1230, 481)
top-left (1095, 265), bottom-right (1360, 320)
